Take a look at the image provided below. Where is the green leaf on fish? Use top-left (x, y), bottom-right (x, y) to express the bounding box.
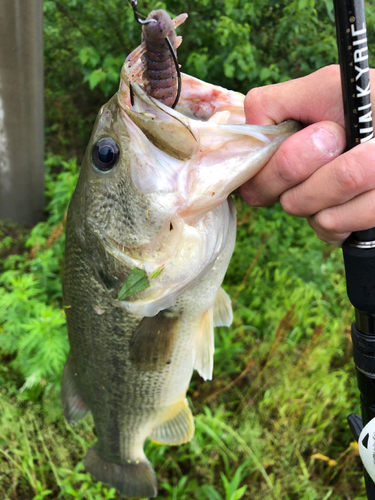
top-left (150, 266), bottom-right (164, 279)
top-left (117, 268), bottom-right (150, 300)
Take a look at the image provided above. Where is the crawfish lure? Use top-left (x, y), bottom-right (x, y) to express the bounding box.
top-left (129, 1), bottom-right (186, 108)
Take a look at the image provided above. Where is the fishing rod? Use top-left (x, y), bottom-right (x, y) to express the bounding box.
top-left (333, 0), bottom-right (375, 497)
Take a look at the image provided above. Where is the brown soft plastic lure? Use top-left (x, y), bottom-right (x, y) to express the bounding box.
top-left (142, 10), bottom-right (180, 107)
top-left (129, 1), bottom-right (186, 107)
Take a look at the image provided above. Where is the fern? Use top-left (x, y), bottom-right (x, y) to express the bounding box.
top-left (0, 155), bottom-right (79, 396)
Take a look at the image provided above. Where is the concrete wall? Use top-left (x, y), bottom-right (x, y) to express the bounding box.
top-left (0, 0), bottom-right (44, 224)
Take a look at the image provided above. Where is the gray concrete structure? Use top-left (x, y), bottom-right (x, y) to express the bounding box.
top-left (0, 0), bottom-right (44, 224)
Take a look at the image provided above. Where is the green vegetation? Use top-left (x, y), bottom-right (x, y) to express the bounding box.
top-left (1, 0), bottom-right (375, 499)
top-left (117, 268), bottom-right (150, 301)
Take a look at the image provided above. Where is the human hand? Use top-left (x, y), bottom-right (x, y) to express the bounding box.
top-left (240, 65), bottom-right (375, 246)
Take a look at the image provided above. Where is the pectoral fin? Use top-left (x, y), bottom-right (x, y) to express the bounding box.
top-left (149, 399), bottom-right (194, 445)
top-left (129, 313), bottom-right (180, 371)
top-left (213, 287), bottom-right (233, 327)
top-left (193, 307), bottom-right (214, 381)
top-left (61, 355), bottom-right (90, 425)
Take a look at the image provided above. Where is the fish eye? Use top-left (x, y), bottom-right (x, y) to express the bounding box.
top-left (92, 138), bottom-right (120, 172)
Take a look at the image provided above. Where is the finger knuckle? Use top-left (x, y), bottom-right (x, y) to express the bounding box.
top-left (277, 148), bottom-right (302, 185)
top-left (314, 210), bottom-right (338, 234)
top-left (334, 155), bottom-right (365, 194)
top-left (320, 64), bottom-right (340, 81)
top-left (279, 191), bottom-right (299, 216)
top-left (245, 87), bottom-right (269, 115)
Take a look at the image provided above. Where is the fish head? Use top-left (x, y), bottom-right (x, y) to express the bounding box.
top-left (67, 92), bottom-right (163, 293)
top-left (66, 55), bottom-right (301, 314)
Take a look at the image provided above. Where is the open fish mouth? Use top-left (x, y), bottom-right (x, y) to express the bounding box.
top-left (118, 57), bottom-right (301, 175)
top-left (120, 68), bottom-right (248, 125)
top-left (118, 68), bottom-right (277, 160)
top-left (116, 75), bottom-right (301, 223)
top-left (117, 38), bottom-right (293, 164)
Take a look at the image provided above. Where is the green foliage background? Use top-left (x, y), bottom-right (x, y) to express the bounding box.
top-left (1, 0), bottom-right (375, 499)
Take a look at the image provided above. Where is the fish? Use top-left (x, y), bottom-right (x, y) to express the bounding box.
top-left (61, 7), bottom-right (301, 498)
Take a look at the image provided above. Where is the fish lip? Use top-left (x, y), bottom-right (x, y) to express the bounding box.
top-left (118, 79), bottom-right (196, 130)
top-left (106, 234), bottom-right (142, 253)
top-left (102, 233), bottom-right (145, 269)
top-left (87, 219), bottom-right (145, 269)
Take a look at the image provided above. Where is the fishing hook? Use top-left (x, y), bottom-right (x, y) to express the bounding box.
top-left (129, 83), bottom-right (135, 107)
top-left (130, 0), bottom-right (157, 25)
top-left (165, 36), bottom-right (181, 109)
top-left (129, 36), bottom-right (181, 109)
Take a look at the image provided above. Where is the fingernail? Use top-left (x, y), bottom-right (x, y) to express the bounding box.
top-left (312, 128), bottom-right (338, 155)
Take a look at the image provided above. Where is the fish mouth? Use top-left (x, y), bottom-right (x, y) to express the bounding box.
top-left (118, 74), bottom-right (200, 161)
top-left (117, 41), bottom-right (251, 163)
top-left (101, 233), bottom-right (146, 271)
top-left (119, 69), bottom-right (246, 125)
top-left (117, 64), bottom-right (298, 165)
top-left (99, 227), bottom-right (176, 282)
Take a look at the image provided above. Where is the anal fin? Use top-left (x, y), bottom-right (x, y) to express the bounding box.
top-left (193, 307), bottom-right (214, 381)
top-left (61, 355), bottom-right (90, 425)
top-left (213, 287), bottom-right (233, 327)
top-left (149, 399), bottom-right (194, 446)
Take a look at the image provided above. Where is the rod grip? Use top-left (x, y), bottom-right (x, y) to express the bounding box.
top-left (343, 240), bottom-right (375, 313)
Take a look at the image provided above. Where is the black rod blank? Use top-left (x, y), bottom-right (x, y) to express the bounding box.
top-left (335, 1), bottom-right (373, 149)
top-left (333, 0), bottom-right (375, 498)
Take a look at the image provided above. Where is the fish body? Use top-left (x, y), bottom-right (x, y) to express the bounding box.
top-left (62, 10), bottom-right (301, 498)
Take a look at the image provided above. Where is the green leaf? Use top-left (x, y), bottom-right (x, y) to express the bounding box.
top-left (200, 485), bottom-right (223, 500)
top-left (88, 69), bottom-right (105, 90)
top-left (230, 485), bottom-right (247, 500)
top-left (150, 266), bottom-right (164, 279)
top-left (117, 268), bottom-right (150, 301)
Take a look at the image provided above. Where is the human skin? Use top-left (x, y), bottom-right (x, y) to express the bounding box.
top-left (240, 65), bottom-right (375, 246)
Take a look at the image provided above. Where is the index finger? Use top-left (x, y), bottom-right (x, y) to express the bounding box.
top-left (244, 65), bottom-right (344, 127)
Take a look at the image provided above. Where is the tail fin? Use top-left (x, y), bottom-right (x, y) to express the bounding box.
top-left (84, 444), bottom-right (157, 498)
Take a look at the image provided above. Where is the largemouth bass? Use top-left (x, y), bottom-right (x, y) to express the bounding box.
top-left (62, 8), bottom-right (300, 498)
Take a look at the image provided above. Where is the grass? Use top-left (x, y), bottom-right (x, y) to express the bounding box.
top-left (0, 188), bottom-right (368, 499)
top-left (3, 1), bottom-right (374, 495)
